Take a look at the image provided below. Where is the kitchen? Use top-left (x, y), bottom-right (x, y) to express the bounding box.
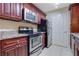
top-left (0, 3), bottom-right (78, 56)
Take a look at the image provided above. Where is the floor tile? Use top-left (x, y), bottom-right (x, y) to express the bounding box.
top-left (60, 48), bottom-right (73, 56)
top-left (45, 45), bottom-right (63, 56)
top-left (39, 44), bottom-right (73, 56)
top-left (39, 48), bottom-right (48, 56)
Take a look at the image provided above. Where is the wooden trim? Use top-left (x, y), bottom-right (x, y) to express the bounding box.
top-left (69, 3), bottom-right (79, 10)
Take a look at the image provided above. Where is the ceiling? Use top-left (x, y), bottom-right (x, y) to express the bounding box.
top-left (33, 3), bottom-right (71, 14)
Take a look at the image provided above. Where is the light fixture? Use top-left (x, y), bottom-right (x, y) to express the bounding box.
top-left (54, 3), bottom-right (60, 8)
top-left (55, 3), bottom-right (60, 5)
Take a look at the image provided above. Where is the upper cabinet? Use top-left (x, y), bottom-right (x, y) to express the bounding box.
top-left (0, 3), bottom-right (46, 23)
top-left (3, 3), bottom-right (11, 19)
top-left (69, 3), bottom-right (79, 33)
top-left (0, 3), bottom-right (23, 21)
top-left (0, 3), bottom-right (3, 16)
top-left (10, 3), bottom-right (23, 21)
top-left (0, 3), bottom-right (11, 19)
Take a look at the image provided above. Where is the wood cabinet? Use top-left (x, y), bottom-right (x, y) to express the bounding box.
top-left (17, 45), bottom-right (27, 56)
top-left (0, 3), bottom-right (11, 19)
top-left (70, 3), bottom-right (79, 32)
top-left (1, 38), bottom-right (17, 56)
top-left (38, 13), bottom-right (41, 24)
top-left (2, 46), bottom-right (17, 56)
top-left (0, 3), bottom-right (23, 21)
top-left (42, 33), bottom-right (46, 49)
top-left (0, 50), bottom-right (1, 56)
top-left (74, 38), bottom-right (79, 56)
top-left (0, 3), bottom-right (46, 23)
top-left (0, 40), bottom-right (2, 56)
top-left (1, 36), bottom-right (28, 56)
top-left (0, 3), bottom-right (2, 17)
top-left (10, 3), bottom-right (23, 21)
top-left (70, 35), bottom-right (75, 55)
top-left (17, 37), bottom-right (28, 56)
top-left (70, 34), bottom-right (79, 56)
top-left (3, 3), bottom-right (11, 19)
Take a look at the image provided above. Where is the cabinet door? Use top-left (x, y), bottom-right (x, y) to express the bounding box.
top-left (0, 50), bottom-right (1, 56)
top-left (72, 6), bottom-right (79, 17)
top-left (17, 37), bottom-right (28, 56)
top-left (10, 3), bottom-right (14, 18)
top-left (17, 45), bottom-right (27, 56)
top-left (14, 3), bottom-right (22, 21)
top-left (71, 15), bottom-right (79, 32)
top-left (74, 38), bottom-right (79, 56)
top-left (2, 47), bottom-right (17, 56)
top-left (0, 41), bottom-right (2, 56)
top-left (38, 13), bottom-right (41, 24)
top-left (0, 3), bottom-right (3, 16)
top-left (10, 3), bottom-right (23, 21)
top-left (74, 41), bottom-right (78, 56)
top-left (3, 3), bottom-right (11, 18)
top-left (71, 5), bottom-right (79, 32)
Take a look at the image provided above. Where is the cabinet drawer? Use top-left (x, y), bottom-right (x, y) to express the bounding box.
top-left (2, 39), bottom-right (17, 48)
top-left (2, 37), bottom-right (28, 48)
top-left (17, 37), bottom-right (27, 44)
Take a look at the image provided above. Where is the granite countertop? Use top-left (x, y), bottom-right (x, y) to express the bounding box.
top-left (0, 29), bottom-right (29, 40)
top-left (2, 32), bottom-right (43, 40)
top-left (37, 32), bottom-right (46, 33)
top-left (1, 34), bottom-right (29, 40)
top-left (70, 33), bottom-right (79, 39)
top-left (0, 29), bottom-right (45, 40)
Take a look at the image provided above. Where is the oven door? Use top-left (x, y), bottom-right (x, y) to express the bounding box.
top-left (29, 35), bottom-right (42, 52)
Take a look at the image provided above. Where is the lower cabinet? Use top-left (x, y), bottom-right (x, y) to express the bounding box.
top-left (2, 45), bottom-right (28, 56)
top-left (70, 34), bottom-right (79, 56)
top-left (0, 50), bottom-right (1, 56)
top-left (1, 36), bottom-right (28, 56)
top-left (17, 45), bottom-right (27, 56)
top-left (70, 35), bottom-right (75, 55)
top-left (2, 47), bottom-right (17, 56)
top-left (74, 39), bottom-right (79, 56)
top-left (0, 40), bottom-right (2, 56)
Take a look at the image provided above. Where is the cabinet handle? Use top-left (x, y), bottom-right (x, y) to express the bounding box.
top-left (19, 45), bottom-right (21, 47)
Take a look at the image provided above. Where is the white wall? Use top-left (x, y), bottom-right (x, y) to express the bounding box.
top-left (46, 7), bottom-right (70, 47)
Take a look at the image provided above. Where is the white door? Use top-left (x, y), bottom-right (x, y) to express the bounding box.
top-left (47, 19), bottom-right (52, 47)
top-left (47, 9), bottom-right (70, 48)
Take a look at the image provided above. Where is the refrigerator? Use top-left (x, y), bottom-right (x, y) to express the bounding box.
top-left (38, 19), bottom-right (52, 48)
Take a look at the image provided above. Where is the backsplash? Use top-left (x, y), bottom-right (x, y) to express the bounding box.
top-left (0, 19), bottom-right (37, 30)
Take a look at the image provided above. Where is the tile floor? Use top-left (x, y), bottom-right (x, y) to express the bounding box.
top-left (39, 44), bottom-right (73, 56)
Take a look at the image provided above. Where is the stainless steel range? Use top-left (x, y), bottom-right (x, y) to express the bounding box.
top-left (29, 33), bottom-right (42, 56)
top-left (18, 26), bottom-right (42, 56)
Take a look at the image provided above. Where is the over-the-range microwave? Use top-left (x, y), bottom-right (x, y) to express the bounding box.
top-left (23, 8), bottom-right (37, 23)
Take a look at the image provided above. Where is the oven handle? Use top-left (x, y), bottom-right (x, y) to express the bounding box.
top-left (30, 45), bottom-right (42, 55)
